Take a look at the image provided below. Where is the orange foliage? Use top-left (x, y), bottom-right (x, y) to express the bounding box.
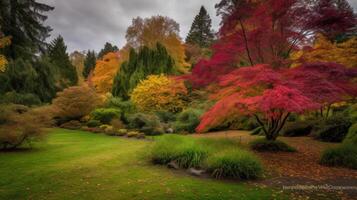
top-left (91, 52), bottom-right (122, 94)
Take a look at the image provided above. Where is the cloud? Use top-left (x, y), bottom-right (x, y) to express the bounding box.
top-left (40, 0), bottom-right (357, 53)
top-left (40, 0), bottom-right (220, 52)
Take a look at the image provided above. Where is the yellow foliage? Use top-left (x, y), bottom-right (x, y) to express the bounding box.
top-left (131, 75), bottom-right (188, 112)
top-left (0, 36), bottom-right (11, 73)
top-left (291, 34), bottom-right (357, 68)
top-left (91, 52), bottom-right (122, 94)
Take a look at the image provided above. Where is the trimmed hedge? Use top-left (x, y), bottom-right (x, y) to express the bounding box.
top-left (282, 121), bottom-right (314, 137)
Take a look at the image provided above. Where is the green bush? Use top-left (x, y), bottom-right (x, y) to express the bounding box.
top-left (1, 92), bottom-right (42, 106)
top-left (320, 144), bottom-right (357, 169)
top-left (87, 120), bottom-right (101, 128)
top-left (128, 113), bottom-right (164, 136)
top-left (313, 115), bottom-right (352, 143)
top-left (206, 150), bottom-right (263, 180)
top-left (174, 109), bottom-right (203, 133)
top-left (250, 138), bottom-right (296, 152)
top-left (345, 104), bottom-right (357, 123)
top-left (105, 97), bottom-right (135, 123)
top-left (151, 135), bottom-right (263, 180)
top-left (151, 135), bottom-right (209, 168)
top-left (91, 108), bottom-right (121, 124)
top-left (155, 111), bottom-right (176, 123)
top-left (344, 123), bottom-right (357, 145)
top-left (282, 121), bottom-right (314, 137)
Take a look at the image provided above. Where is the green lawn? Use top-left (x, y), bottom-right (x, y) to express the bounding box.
top-left (0, 129), bottom-right (283, 200)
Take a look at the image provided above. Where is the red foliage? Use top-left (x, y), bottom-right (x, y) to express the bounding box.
top-left (196, 63), bottom-right (357, 140)
top-left (189, 0), bottom-right (356, 88)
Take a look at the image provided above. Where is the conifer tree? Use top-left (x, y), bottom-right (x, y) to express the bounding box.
top-left (83, 50), bottom-right (97, 78)
top-left (97, 42), bottom-right (119, 59)
top-left (186, 6), bottom-right (215, 48)
top-left (112, 43), bottom-right (175, 99)
top-left (0, 0), bottom-right (54, 59)
top-left (48, 35), bottom-right (78, 89)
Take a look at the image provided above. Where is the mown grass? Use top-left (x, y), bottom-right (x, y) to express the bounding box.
top-left (0, 128), bottom-right (285, 200)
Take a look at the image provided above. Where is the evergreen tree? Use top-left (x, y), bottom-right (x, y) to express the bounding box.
top-left (97, 42), bottom-right (119, 59)
top-left (0, 0), bottom-right (54, 59)
top-left (0, 57), bottom-right (56, 103)
top-left (83, 50), bottom-right (96, 78)
top-left (185, 6), bottom-right (215, 48)
top-left (112, 43), bottom-right (175, 99)
top-left (48, 35), bottom-right (78, 89)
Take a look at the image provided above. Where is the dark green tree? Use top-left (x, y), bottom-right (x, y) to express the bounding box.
top-left (112, 43), bottom-right (175, 99)
top-left (0, 57), bottom-right (56, 104)
top-left (185, 6), bottom-right (215, 48)
top-left (48, 35), bottom-right (78, 89)
top-left (97, 42), bottom-right (119, 59)
top-left (0, 0), bottom-right (54, 59)
top-left (83, 50), bottom-right (96, 78)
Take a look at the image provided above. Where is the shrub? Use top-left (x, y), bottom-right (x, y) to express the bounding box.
top-left (151, 135), bottom-right (209, 168)
top-left (0, 104), bottom-right (49, 150)
top-left (344, 123), bottom-right (357, 145)
top-left (320, 144), bottom-right (357, 169)
top-left (110, 119), bottom-right (125, 129)
top-left (127, 131), bottom-right (140, 138)
top-left (117, 129), bottom-right (128, 136)
top-left (91, 108), bottom-right (121, 124)
top-left (282, 121), bottom-right (314, 137)
top-left (52, 84), bottom-right (102, 121)
top-left (130, 75), bottom-right (188, 113)
top-left (345, 103), bottom-right (357, 123)
top-left (0, 92), bottom-right (42, 106)
top-left (105, 97), bottom-right (135, 123)
top-left (128, 113), bottom-right (164, 136)
top-left (174, 109), bottom-right (203, 133)
top-left (313, 115), bottom-right (352, 143)
top-left (60, 120), bottom-right (82, 130)
top-left (250, 138), bottom-right (296, 152)
top-left (87, 120), bottom-right (101, 128)
top-left (155, 111), bottom-right (176, 123)
top-left (206, 150), bottom-right (263, 180)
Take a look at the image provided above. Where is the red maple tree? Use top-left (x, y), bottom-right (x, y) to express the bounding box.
top-left (189, 0), bottom-right (356, 88)
top-left (196, 64), bottom-right (357, 140)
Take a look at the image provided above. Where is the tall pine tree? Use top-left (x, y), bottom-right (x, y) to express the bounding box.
top-left (0, 0), bottom-right (54, 59)
top-left (186, 6), bottom-right (215, 48)
top-left (83, 50), bottom-right (96, 78)
top-left (48, 35), bottom-right (78, 89)
top-left (97, 42), bottom-right (119, 60)
top-left (112, 43), bottom-right (175, 99)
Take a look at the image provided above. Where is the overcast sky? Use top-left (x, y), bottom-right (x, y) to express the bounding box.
top-left (40, 0), bottom-right (357, 53)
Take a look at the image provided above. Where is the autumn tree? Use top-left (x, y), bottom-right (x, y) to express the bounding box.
top-left (186, 6), bottom-right (215, 48)
top-left (48, 35), bottom-right (78, 89)
top-left (112, 43), bottom-right (175, 99)
top-left (91, 52), bottom-right (121, 94)
top-left (126, 16), bottom-right (190, 73)
top-left (83, 50), bottom-right (96, 78)
top-left (70, 51), bottom-right (86, 83)
top-left (291, 34), bottom-right (357, 68)
top-left (131, 75), bottom-right (188, 113)
top-left (189, 0), bottom-right (357, 87)
top-left (97, 42), bottom-right (119, 60)
top-left (0, 0), bottom-right (54, 59)
top-left (196, 64), bottom-right (357, 140)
